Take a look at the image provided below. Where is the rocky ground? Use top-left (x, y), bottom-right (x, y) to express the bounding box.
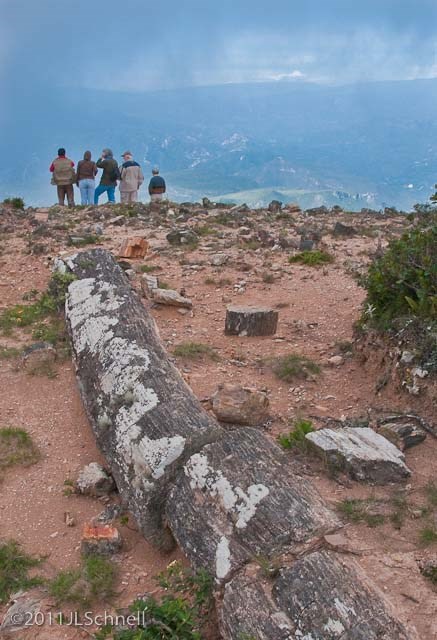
top-left (0, 198), bottom-right (435, 639)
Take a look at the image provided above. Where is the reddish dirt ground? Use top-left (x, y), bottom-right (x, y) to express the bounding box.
top-left (0, 203), bottom-right (435, 638)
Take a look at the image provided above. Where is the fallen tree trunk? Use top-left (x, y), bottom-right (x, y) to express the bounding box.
top-left (166, 427), bottom-right (339, 583)
top-left (61, 249), bottom-right (222, 549)
top-left (60, 249), bottom-right (416, 639)
top-left (220, 550), bottom-right (416, 640)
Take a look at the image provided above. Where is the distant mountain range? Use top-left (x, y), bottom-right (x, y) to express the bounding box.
top-left (1, 78), bottom-right (437, 209)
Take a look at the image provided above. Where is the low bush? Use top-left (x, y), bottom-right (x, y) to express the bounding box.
top-left (278, 419), bottom-right (314, 451)
top-left (0, 540), bottom-right (43, 603)
top-left (3, 197), bottom-right (25, 210)
top-left (289, 250), bottom-right (334, 266)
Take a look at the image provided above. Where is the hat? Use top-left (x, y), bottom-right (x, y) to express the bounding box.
top-left (121, 150), bottom-right (132, 157)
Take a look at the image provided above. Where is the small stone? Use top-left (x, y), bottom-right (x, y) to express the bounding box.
top-left (152, 288), bottom-right (193, 308)
top-left (210, 253), bottom-right (229, 267)
top-left (76, 462), bottom-right (115, 497)
top-left (211, 383), bottom-right (270, 426)
top-left (81, 523), bottom-right (122, 556)
top-left (166, 228), bottom-right (198, 246)
top-left (379, 422), bottom-right (426, 450)
top-left (327, 355), bottom-right (344, 366)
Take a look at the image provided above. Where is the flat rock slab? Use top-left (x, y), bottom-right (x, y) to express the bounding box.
top-left (220, 550), bottom-right (415, 640)
top-left (306, 427), bottom-right (411, 484)
top-left (166, 428), bottom-right (339, 583)
top-left (152, 287), bottom-right (193, 308)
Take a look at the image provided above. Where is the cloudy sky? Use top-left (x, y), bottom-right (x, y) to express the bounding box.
top-left (1, 0), bottom-right (437, 92)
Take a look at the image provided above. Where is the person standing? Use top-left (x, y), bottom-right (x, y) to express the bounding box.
top-left (148, 167), bottom-right (166, 202)
top-left (76, 151), bottom-right (97, 205)
top-left (49, 148), bottom-right (76, 207)
top-left (94, 149), bottom-right (119, 204)
top-left (119, 151), bottom-right (144, 204)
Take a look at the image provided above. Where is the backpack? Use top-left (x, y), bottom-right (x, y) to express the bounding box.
top-left (52, 158), bottom-right (76, 185)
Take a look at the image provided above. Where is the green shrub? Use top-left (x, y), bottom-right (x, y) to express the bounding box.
top-left (173, 342), bottom-right (219, 360)
top-left (289, 250), bottom-right (334, 266)
top-left (49, 556), bottom-right (116, 607)
top-left (0, 540), bottom-right (43, 603)
top-left (270, 353), bottom-right (320, 381)
top-left (3, 197), bottom-right (25, 210)
top-left (361, 216), bottom-right (437, 328)
top-left (0, 427), bottom-right (39, 471)
top-left (98, 561), bottom-right (213, 639)
top-left (278, 419), bottom-right (314, 451)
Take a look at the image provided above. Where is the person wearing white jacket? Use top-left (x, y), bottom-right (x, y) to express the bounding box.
top-left (119, 151), bottom-right (144, 203)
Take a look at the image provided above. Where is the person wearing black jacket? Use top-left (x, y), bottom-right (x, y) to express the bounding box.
top-left (94, 148), bottom-right (120, 204)
top-left (148, 167), bottom-right (166, 202)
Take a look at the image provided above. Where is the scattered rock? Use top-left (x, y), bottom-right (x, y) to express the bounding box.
top-left (141, 274), bottom-right (159, 297)
top-left (378, 418), bottom-right (427, 451)
top-left (95, 503), bottom-right (125, 524)
top-left (225, 305), bottom-right (278, 337)
top-left (76, 462), bottom-right (115, 497)
top-left (327, 355), bottom-right (344, 366)
top-left (268, 200), bottom-right (282, 213)
top-left (21, 342), bottom-right (56, 372)
top-left (211, 383), bottom-right (270, 426)
top-left (299, 238), bottom-right (314, 251)
top-left (306, 427), bottom-right (411, 484)
top-left (81, 523), bottom-right (122, 556)
top-left (152, 288), bottom-right (193, 308)
top-left (0, 593), bottom-right (41, 634)
top-left (333, 221), bottom-right (357, 237)
top-left (166, 228), bottom-right (198, 245)
top-left (210, 253), bottom-right (229, 267)
top-left (118, 237), bottom-right (149, 259)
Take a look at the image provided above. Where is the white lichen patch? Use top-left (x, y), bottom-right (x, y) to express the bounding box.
top-left (67, 279), bottom-right (125, 354)
top-left (333, 598), bottom-right (356, 619)
top-left (215, 535), bottom-right (231, 579)
top-left (100, 338), bottom-right (151, 396)
top-left (323, 618), bottom-right (345, 634)
top-left (185, 453), bottom-right (269, 528)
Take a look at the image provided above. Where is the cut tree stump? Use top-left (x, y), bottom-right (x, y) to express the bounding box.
top-left (118, 237), bottom-right (149, 258)
top-left (166, 427), bottom-right (339, 582)
top-left (225, 305), bottom-right (278, 336)
top-left (62, 249), bottom-right (222, 549)
top-left (219, 550), bottom-right (416, 640)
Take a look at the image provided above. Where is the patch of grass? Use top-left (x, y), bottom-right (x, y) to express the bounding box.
top-left (289, 250), bottom-right (334, 266)
top-left (49, 556), bottom-right (116, 608)
top-left (337, 498), bottom-right (385, 528)
top-left (270, 353), bottom-right (320, 381)
top-left (420, 526), bottom-right (437, 545)
top-left (3, 197), bottom-right (25, 210)
top-left (0, 273), bottom-right (75, 338)
top-left (139, 264), bottom-right (160, 273)
top-left (0, 540), bottom-right (43, 603)
top-left (278, 419), bottom-right (314, 452)
top-left (0, 427), bottom-right (39, 471)
top-left (335, 340), bottom-right (354, 354)
top-left (193, 224), bottom-right (218, 237)
top-left (390, 493), bottom-right (408, 530)
top-left (204, 277), bottom-right (231, 287)
top-left (173, 342), bottom-right (219, 361)
top-left (67, 234), bottom-right (101, 247)
top-left (425, 481), bottom-right (437, 507)
top-left (421, 563), bottom-right (437, 585)
top-left (0, 346), bottom-right (21, 359)
top-left (262, 272), bottom-right (275, 284)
